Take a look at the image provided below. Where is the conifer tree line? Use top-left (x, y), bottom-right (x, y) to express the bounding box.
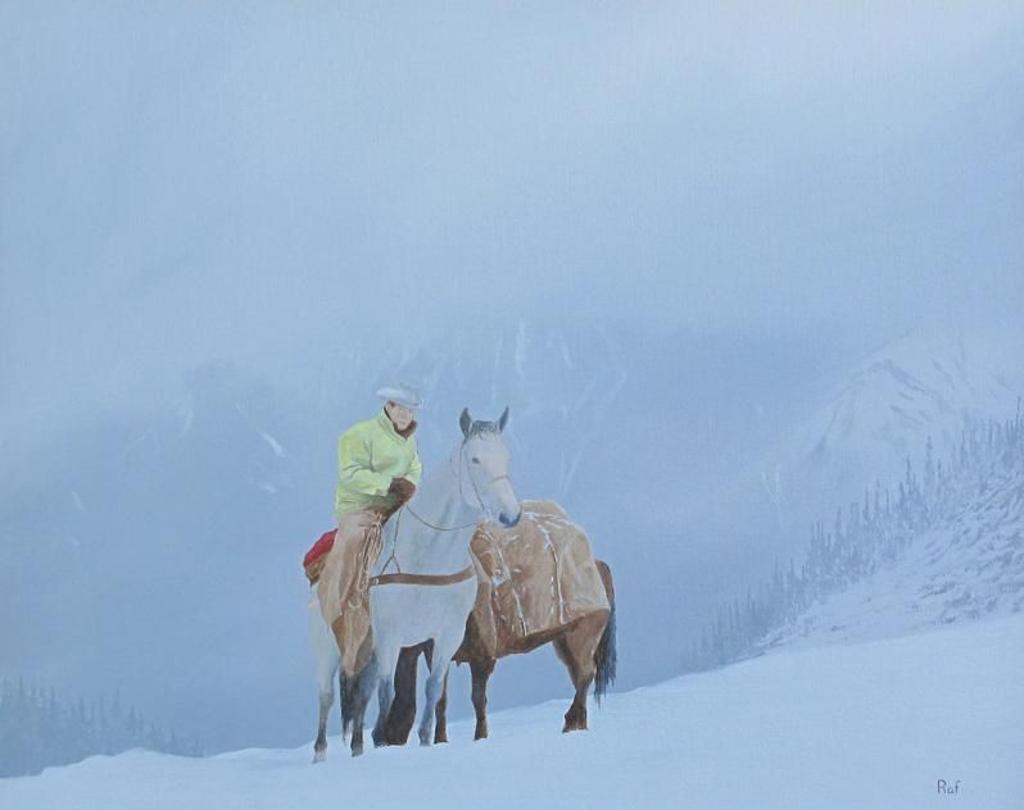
top-left (682, 398), bottom-right (1024, 672)
top-left (0, 676), bottom-right (201, 778)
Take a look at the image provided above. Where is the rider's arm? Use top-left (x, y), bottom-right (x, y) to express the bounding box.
top-left (338, 429), bottom-right (391, 496)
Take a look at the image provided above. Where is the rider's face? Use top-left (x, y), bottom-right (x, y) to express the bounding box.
top-left (385, 401), bottom-right (414, 431)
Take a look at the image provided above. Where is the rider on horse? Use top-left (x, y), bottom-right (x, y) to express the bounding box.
top-left (335, 385), bottom-right (422, 519)
top-left (318, 384), bottom-right (423, 677)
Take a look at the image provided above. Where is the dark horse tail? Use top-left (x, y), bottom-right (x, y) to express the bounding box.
top-left (340, 656), bottom-right (380, 739)
top-left (593, 560), bottom-right (617, 704)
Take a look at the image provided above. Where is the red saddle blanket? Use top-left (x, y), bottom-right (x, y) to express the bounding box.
top-left (303, 529), bottom-right (337, 584)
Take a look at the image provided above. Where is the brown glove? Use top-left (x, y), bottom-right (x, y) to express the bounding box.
top-left (388, 477), bottom-right (416, 503)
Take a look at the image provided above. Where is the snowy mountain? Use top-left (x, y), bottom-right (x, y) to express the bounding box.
top-left (687, 402), bottom-right (1024, 676)
top-left (759, 326), bottom-right (1024, 535)
top-left (2, 614), bottom-right (1021, 810)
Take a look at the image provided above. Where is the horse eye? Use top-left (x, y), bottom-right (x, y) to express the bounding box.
top-left (471, 457), bottom-right (480, 464)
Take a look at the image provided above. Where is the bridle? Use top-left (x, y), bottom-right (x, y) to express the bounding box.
top-left (375, 436), bottom-right (511, 580)
top-left (403, 435), bottom-right (508, 532)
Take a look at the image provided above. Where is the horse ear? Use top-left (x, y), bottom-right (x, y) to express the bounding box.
top-left (498, 405), bottom-right (509, 432)
top-left (459, 407), bottom-right (472, 438)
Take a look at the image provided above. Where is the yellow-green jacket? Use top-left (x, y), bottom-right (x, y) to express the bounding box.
top-left (334, 410), bottom-right (423, 519)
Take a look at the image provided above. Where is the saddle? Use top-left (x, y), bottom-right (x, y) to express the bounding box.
top-left (303, 503), bottom-right (398, 585)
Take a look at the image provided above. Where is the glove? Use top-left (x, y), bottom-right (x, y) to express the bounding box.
top-left (388, 477), bottom-right (416, 503)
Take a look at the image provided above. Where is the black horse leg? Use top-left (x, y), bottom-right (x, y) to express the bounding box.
top-left (385, 641), bottom-right (432, 744)
top-left (434, 668), bottom-right (449, 744)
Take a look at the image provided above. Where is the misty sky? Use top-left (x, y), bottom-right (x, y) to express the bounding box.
top-left (2, 1), bottom-right (1022, 438)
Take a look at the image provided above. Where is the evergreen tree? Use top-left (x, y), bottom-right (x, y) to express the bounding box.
top-left (0, 680), bottom-right (203, 777)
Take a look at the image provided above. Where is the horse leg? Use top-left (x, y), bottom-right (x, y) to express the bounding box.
top-left (565, 676), bottom-right (593, 732)
top-left (349, 654), bottom-right (381, 757)
top-left (369, 645), bottom-right (400, 750)
top-left (554, 612), bottom-right (606, 732)
top-left (384, 641), bottom-right (430, 745)
top-left (371, 679), bottom-right (393, 748)
top-left (470, 657), bottom-right (496, 741)
top-left (418, 634), bottom-right (460, 746)
top-left (310, 598), bottom-right (340, 763)
top-left (434, 668), bottom-right (449, 744)
top-left (313, 678), bottom-right (334, 763)
top-left (340, 669), bottom-right (353, 741)
top-left (552, 635), bottom-right (581, 731)
top-left (418, 665), bottom-right (443, 746)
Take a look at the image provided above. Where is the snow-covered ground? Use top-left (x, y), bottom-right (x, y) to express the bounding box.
top-left (3, 613), bottom-right (1021, 810)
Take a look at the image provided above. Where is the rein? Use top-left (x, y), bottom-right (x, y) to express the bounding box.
top-left (401, 438), bottom-right (507, 533)
top-left (404, 505), bottom-right (478, 532)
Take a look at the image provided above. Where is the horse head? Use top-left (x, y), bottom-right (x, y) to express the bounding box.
top-left (458, 406), bottom-right (521, 528)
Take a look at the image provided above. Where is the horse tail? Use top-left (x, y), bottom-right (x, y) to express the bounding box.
top-left (593, 560), bottom-right (617, 704)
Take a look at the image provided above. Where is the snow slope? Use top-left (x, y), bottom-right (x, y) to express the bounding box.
top-left (3, 614), bottom-right (1021, 810)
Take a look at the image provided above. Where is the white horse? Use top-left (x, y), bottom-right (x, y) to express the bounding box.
top-left (311, 406), bottom-right (521, 759)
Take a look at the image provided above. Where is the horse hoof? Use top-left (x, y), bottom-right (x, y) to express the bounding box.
top-left (351, 742), bottom-right (364, 757)
top-left (419, 731), bottom-right (432, 747)
top-left (312, 749), bottom-right (326, 764)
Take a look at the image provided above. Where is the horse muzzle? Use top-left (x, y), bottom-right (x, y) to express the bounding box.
top-left (499, 508), bottom-right (522, 528)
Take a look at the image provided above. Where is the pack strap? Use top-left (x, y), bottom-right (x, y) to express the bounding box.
top-left (368, 564), bottom-right (476, 588)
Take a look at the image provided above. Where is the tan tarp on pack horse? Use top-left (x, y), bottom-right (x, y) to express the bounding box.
top-left (464, 499), bottom-right (610, 659)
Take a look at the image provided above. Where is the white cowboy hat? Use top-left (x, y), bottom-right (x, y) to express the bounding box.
top-left (375, 384), bottom-right (422, 410)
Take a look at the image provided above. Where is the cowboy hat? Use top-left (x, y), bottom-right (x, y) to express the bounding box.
top-left (375, 384), bottom-right (422, 410)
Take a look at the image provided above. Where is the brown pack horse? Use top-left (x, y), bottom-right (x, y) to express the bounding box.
top-left (348, 558), bottom-right (617, 745)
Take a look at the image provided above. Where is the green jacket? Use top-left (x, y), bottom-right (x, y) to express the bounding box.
top-left (334, 409), bottom-right (423, 519)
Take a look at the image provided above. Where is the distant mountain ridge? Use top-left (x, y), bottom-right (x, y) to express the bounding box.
top-left (754, 325), bottom-right (1024, 540)
top-left (687, 402), bottom-right (1024, 671)
top-left (812, 327), bottom-right (1020, 465)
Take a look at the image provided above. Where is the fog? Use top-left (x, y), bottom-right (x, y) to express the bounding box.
top-left (2, 1), bottom-right (1022, 753)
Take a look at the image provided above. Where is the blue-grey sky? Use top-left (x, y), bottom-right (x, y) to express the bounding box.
top-left (2, 1), bottom-right (1022, 437)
